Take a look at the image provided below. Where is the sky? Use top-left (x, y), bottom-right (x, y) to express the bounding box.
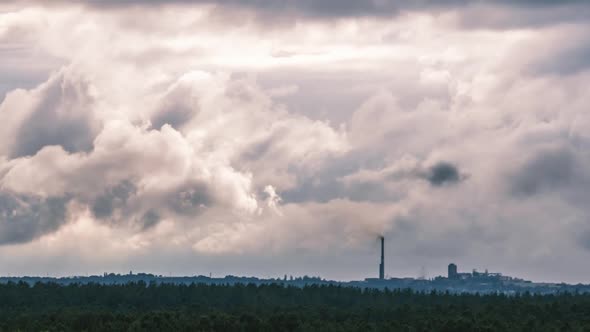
top-left (0, 0), bottom-right (589, 283)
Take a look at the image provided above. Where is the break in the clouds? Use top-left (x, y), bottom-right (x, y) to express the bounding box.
top-left (0, 0), bottom-right (589, 283)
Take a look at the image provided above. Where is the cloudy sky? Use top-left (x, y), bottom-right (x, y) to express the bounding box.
top-left (0, 0), bottom-right (589, 283)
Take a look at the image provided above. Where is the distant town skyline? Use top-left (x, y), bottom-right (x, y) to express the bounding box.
top-left (0, 0), bottom-right (590, 283)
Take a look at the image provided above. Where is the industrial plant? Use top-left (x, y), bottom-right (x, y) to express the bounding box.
top-left (379, 236), bottom-right (385, 280)
top-left (360, 236), bottom-right (580, 294)
top-left (368, 236), bottom-right (516, 282)
top-left (0, 236), bottom-right (587, 294)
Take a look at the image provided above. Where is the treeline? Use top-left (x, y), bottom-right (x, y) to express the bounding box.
top-left (0, 281), bottom-right (589, 331)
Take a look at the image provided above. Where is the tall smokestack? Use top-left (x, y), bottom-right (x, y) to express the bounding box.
top-left (379, 236), bottom-right (385, 280)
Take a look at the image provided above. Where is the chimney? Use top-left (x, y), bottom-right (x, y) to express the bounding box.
top-left (379, 236), bottom-right (385, 280)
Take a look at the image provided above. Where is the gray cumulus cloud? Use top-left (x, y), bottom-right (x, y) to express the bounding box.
top-left (0, 192), bottom-right (69, 244)
top-left (166, 182), bottom-right (212, 216)
top-left (10, 70), bottom-right (98, 159)
top-left (10, 0), bottom-right (590, 27)
top-left (91, 181), bottom-right (137, 220)
top-left (90, 180), bottom-right (212, 228)
top-left (511, 148), bottom-right (576, 197)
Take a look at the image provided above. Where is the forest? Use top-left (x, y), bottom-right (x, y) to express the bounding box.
top-left (0, 281), bottom-right (589, 331)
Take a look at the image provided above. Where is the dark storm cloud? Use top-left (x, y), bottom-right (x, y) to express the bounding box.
top-left (81, 0), bottom-right (588, 12)
top-left (10, 71), bottom-right (98, 159)
top-left (135, 0), bottom-right (590, 30)
top-left (511, 148), bottom-right (576, 197)
top-left (91, 181), bottom-right (211, 228)
top-left (141, 210), bottom-right (161, 230)
top-left (167, 183), bottom-right (212, 216)
top-left (91, 181), bottom-right (137, 219)
top-left (12, 0), bottom-right (590, 23)
top-left (424, 162), bottom-right (462, 187)
top-left (0, 192), bottom-right (68, 244)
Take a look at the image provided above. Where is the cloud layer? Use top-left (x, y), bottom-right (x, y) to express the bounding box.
top-left (0, 1), bottom-right (589, 282)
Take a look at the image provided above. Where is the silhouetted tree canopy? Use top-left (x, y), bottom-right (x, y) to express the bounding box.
top-left (0, 282), bottom-right (589, 331)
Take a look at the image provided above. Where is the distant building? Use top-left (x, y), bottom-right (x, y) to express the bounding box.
top-left (446, 264), bottom-right (505, 281)
top-left (379, 237), bottom-right (385, 280)
top-left (448, 263), bottom-right (458, 279)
